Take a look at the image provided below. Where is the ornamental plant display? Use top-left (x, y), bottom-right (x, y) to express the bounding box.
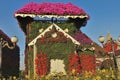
top-left (68, 53), bottom-right (96, 75)
top-left (35, 51), bottom-right (49, 76)
top-left (15, 2), bottom-right (97, 78)
top-left (2, 45), bottom-right (19, 78)
top-left (28, 21), bottom-right (95, 76)
top-left (13, 1), bottom-right (110, 79)
top-left (68, 53), bottom-right (81, 75)
top-left (103, 42), bottom-right (117, 53)
top-left (29, 21), bottom-right (78, 42)
top-left (29, 21), bottom-right (51, 41)
top-left (36, 40), bottom-right (75, 71)
top-left (80, 54), bottom-right (96, 75)
top-left (2, 69), bottom-right (120, 80)
top-left (29, 21), bottom-right (93, 45)
top-left (73, 32), bottom-right (93, 45)
top-left (28, 21), bottom-right (77, 76)
top-left (15, 2), bottom-right (88, 16)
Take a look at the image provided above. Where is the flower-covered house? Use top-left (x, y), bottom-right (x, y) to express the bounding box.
top-left (100, 33), bottom-right (120, 70)
top-left (14, 2), bottom-right (103, 78)
top-left (0, 29), bottom-right (19, 78)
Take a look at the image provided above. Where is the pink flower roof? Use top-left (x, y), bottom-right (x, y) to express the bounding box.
top-left (73, 31), bottom-right (93, 45)
top-left (15, 2), bottom-right (88, 16)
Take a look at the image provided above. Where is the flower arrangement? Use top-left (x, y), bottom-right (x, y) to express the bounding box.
top-left (68, 53), bottom-right (96, 75)
top-left (35, 51), bottom-right (49, 76)
top-left (68, 53), bottom-right (81, 75)
top-left (2, 69), bottom-right (120, 80)
top-left (15, 2), bottom-right (87, 16)
top-left (73, 32), bottom-right (93, 45)
top-left (80, 54), bottom-right (96, 75)
top-left (104, 42), bottom-right (117, 53)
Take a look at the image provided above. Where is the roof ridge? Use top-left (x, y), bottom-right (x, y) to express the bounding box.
top-left (28, 23), bottom-right (81, 46)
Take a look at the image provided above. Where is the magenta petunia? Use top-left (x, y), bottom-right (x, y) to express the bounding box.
top-left (73, 32), bottom-right (93, 45)
top-left (15, 2), bottom-right (88, 16)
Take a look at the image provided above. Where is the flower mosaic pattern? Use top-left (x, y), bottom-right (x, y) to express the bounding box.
top-left (15, 2), bottom-right (88, 16)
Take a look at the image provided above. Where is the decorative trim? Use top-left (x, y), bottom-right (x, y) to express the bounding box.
top-left (33, 44), bottom-right (37, 79)
top-left (15, 13), bottom-right (88, 19)
top-left (28, 23), bottom-right (81, 46)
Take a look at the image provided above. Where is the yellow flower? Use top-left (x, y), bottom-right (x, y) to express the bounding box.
top-left (96, 76), bottom-right (101, 80)
top-left (8, 76), bottom-right (12, 79)
top-left (117, 76), bottom-right (120, 80)
top-left (85, 75), bottom-right (89, 78)
top-left (84, 71), bottom-right (92, 78)
top-left (72, 69), bottom-right (75, 74)
top-left (74, 77), bottom-right (80, 80)
top-left (105, 75), bottom-right (109, 78)
top-left (41, 75), bottom-right (45, 78)
top-left (92, 78), bottom-right (97, 80)
top-left (13, 76), bottom-right (17, 80)
top-left (111, 74), bottom-right (115, 78)
top-left (101, 69), bottom-right (106, 73)
top-left (45, 75), bottom-right (50, 80)
top-left (2, 78), bottom-right (6, 80)
top-left (25, 74), bottom-right (29, 79)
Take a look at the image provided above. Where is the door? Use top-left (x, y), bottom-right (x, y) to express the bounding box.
top-left (50, 59), bottom-right (66, 75)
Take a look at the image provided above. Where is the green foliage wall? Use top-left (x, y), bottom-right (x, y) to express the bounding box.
top-left (29, 21), bottom-right (79, 42)
top-left (29, 21), bottom-right (78, 72)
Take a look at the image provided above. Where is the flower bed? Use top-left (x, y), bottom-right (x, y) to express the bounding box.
top-left (68, 53), bottom-right (81, 75)
top-left (68, 53), bottom-right (96, 75)
top-left (3, 69), bottom-right (119, 80)
top-left (35, 52), bottom-right (49, 76)
top-left (80, 54), bottom-right (96, 75)
top-left (15, 2), bottom-right (87, 16)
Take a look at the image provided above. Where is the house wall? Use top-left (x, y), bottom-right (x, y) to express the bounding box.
top-left (0, 30), bottom-right (20, 78)
top-left (2, 46), bottom-right (19, 77)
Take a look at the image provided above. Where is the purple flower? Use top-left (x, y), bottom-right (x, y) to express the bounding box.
top-left (72, 32), bottom-right (93, 45)
top-left (15, 2), bottom-right (89, 17)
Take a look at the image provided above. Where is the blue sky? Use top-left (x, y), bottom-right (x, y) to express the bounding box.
top-left (0, 0), bottom-right (120, 70)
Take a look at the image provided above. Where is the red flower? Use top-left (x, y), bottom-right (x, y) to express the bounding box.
top-left (68, 53), bottom-right (81, 75)
top-left (80, 54), bottom-right (96, 75)
top-left (104, 42), bottom-right (117, 52)
top-left (35, 51), bottom-right (49, 76)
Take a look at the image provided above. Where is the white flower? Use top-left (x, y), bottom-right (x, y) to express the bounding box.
top-left (39, 28), bottom-right (44, 33)
top-left (51, 33), bottom-right (57, 38)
